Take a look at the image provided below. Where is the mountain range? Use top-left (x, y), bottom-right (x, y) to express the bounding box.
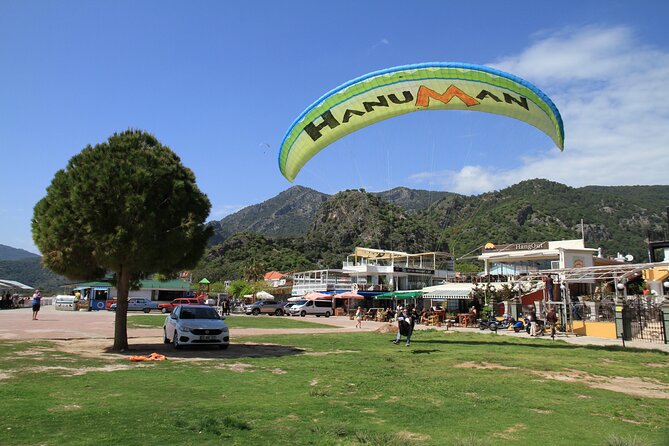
top-left (3, 180), bottom-right (668, 289)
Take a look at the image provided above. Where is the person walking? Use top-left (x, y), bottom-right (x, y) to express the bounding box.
top-left (31, 289), bottom-right (42, 320)
top-left (393, 305), bottom-right (416, 346)
top-left (546, 306), bottom-right (558, 340)
top-left (355, 306), bottom-right (363, 328)
top-left (528, 306), bottom-right (538, 337)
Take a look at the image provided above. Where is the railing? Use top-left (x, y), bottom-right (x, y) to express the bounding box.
top-left (572, 302), bottom-right (615, 322)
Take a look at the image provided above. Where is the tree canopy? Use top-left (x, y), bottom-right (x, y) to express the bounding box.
top-left (32, 130), bottom-right (212, 350)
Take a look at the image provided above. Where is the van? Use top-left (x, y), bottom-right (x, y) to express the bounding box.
top-left (289, 299), bottom-right (333, 317)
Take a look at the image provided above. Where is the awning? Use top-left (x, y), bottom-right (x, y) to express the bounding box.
top-left (373, 291), bottom-right (422, 300)
top-left (0, 279), bottom-right (33, 290)
top-left (424, 283), bottom-right (474, 300)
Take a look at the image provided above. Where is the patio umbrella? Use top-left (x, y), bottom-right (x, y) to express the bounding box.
top-left (333, 291), bottom-right (364, 300)
top-left (303, 292), bottom-right (331, 300)
top-left (255, 291), bottom-right (274, 299)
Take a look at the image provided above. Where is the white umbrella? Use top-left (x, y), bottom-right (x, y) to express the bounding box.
top-left (255, 291), bottom-right (274, 299)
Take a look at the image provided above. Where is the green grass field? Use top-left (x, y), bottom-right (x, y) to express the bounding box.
top-left (0, 331), bottom-right (667, 445)
top-left (128, 314), bottom-right (339, 329)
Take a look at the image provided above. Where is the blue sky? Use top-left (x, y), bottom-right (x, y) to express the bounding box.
top-left (2, 0), bottom-right (668, 253)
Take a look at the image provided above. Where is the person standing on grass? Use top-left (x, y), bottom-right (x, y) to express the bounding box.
top-left (393, 305), bottom-right (416, 346)
top-left (355, 306), bottom-right (363, 328)
top-left (32, 289), bottom-right (42, 320)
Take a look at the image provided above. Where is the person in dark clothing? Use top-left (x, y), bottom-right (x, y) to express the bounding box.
top-left (393, 305), bottom-right (417, 346)
top-left (546, 306), bottom-right (558, 339)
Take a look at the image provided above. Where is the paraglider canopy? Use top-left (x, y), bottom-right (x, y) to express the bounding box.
top-left (279, 62), bottom-right (564, 181)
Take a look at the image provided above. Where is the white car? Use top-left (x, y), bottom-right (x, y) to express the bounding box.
top-left (163, 305), bottom-right (229, 349)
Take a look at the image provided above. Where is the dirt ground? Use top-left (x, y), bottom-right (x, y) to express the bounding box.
top-left (454, 361), bottom-right (669, 399)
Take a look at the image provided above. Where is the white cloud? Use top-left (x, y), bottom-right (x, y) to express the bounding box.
top-left (410, 25), bottom-right (669, 194)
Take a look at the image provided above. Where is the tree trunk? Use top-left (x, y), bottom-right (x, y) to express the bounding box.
top-left (112, 265), bottom-right (130, 351)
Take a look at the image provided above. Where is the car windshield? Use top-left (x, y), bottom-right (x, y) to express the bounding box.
top-left (180, 307), bottom-right (220, 320)
top-left (293, 300), bottom-right (307, 306)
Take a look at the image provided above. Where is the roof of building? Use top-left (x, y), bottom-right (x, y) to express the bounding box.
top-left (264, 271), bottom-right (285, 280)
top-left (69, 279), bottom-right (192, 291)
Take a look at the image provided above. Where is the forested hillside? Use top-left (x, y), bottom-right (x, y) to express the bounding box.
top-left (0, 258), bottom-right (67, 292)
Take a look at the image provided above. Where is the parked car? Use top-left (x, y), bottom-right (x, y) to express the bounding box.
top-left (163, 305), bottom-right (229, 349)
top-left (158, 297), bottom-right (202, 314)
top-left (109, 298), bottom-right (158, 313)
top-left (244, 300), bottom-right (285, 316)
top-left (289, 299), bottom-right (333, 317)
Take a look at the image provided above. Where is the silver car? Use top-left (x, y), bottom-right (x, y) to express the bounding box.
top-left (243, 300), bottom-right (285, 316)
top-left (163, 305), bottom-right (229, 349)
top-left (109, 298), bottom-right (158, 313)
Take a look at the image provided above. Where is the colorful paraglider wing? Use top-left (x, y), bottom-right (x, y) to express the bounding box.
top-left (278, 62), bottom-right (564, 181)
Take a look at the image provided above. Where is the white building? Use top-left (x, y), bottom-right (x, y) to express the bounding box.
top-left (290, 247), bottom-right (455, 297)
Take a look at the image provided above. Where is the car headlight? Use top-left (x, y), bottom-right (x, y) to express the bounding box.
top-left (180, 326), bottom-right (192, 333)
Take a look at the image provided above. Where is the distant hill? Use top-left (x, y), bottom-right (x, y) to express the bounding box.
top-left (0, 244), bottom-right (40, 261)
top-left (426, 179), bottom-right (669, 261)
top-left (374, 187), bottom-right (458, 214)
top-left (207, 186), bottom-right (329, 245)
top-left (208, 186), bottom-right (460, 245)
top-left (0, 257), bottom-right (67, 293)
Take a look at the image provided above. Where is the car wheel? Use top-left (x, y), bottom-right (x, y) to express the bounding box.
top-left (275, 309), bottom-right (283, 316)
top-left (219, 344), bottom-right (229, 350)
top-left (324, 311), bottom-right (331, 318)
top-left (300, 311), bottom-right (306, 317)
top-left (252, 308), bottom-right (260, 316)
top-left (163, 328), bottom-right (170, 344)
top-left (143, 308), bottom-right (151, 314)
top-left (173, 332), bottom-right (181, 350)
top-left (161, 307), bottom-right (168, 314)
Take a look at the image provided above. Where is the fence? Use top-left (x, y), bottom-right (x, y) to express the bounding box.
top-left (618, 297), bottom-right (666, 344)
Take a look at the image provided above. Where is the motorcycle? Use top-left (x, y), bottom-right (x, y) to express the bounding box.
top-left (495, 315), bottom-right (525, 332)
top-left (478, 316), bottom-right (499, 331)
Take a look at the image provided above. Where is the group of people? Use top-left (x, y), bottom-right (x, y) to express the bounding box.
top-left (1, 291), bottom-right (22, 309)
top-left (526, 305), bottom-right (559, 338)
